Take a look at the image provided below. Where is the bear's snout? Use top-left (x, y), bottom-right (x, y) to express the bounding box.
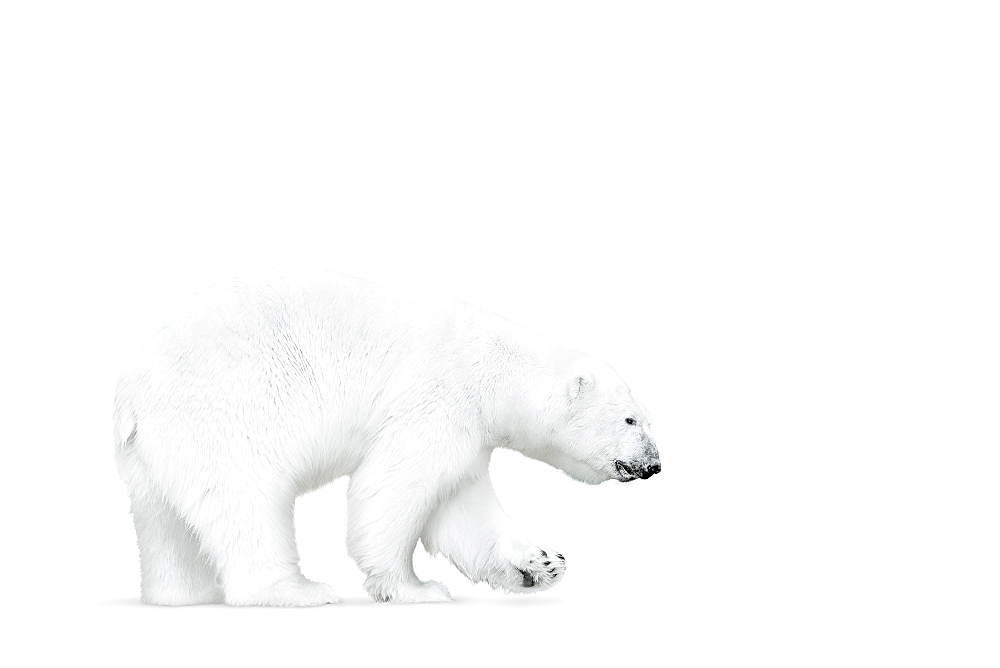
top-left (614, 458), bottom-right (661, 482)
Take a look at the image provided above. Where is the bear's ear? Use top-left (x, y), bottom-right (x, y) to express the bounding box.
top-left (568, 372), bottom-right (594, 400)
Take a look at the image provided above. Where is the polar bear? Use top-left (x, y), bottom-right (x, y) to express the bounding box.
top-left (114, 271), bottom-right (660, 606)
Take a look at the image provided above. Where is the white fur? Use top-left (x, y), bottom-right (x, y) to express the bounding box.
top-left (114, 271), bottom-right (659, 605)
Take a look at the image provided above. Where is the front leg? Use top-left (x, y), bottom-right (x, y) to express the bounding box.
top-left (421, 474), bottom-right (566, 593)
top-left (346, 425), bottom-right (487, 603)
top-left (347, 463), bottom-right (452, 603)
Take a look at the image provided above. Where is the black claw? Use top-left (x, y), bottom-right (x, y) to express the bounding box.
top-left (548, 568), bottom-right (556, 574)
top-left (539, 550), bottom-right (547, 557)
top-left (543, 561), bottom-right (551, 566)
top-left (555, 553), bottom-right (564, 560)
top-left (518, 568), bottom-right (534, 588)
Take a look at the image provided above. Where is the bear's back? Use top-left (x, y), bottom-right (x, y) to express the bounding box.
top-left (114, 272), bottom-right (491, 454)
top-left (115, 273), bottom-right (426, 446)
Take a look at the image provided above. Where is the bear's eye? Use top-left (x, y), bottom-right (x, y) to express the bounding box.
top-left (625, 417), bottom-right (636, 425)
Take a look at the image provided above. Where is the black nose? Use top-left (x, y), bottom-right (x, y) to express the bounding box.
top-left (639, 462), bottom-right (661, 479)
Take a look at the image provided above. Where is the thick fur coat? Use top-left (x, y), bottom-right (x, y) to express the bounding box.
top-left (114, 272), bottom-right (660, 605)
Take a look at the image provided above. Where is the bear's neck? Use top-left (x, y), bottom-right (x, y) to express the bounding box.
top-left (464, 312), bottom-right (578, 456)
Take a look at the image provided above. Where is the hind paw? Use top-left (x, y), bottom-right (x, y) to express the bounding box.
top-left (225, 577), bottom-right (340, 607)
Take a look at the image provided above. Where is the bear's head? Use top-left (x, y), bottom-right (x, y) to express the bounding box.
top-left (536, 356), bottom-right (660, 485)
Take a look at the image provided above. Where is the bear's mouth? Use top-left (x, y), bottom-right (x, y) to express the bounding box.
top-left (614, 460), bottom-right (638, 482)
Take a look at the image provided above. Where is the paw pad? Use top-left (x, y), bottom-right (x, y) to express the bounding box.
top-left (510, 547), bottom-right (566, 592)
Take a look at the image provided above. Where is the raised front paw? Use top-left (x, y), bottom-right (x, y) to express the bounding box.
top-left (506, 546), bottom-right (566, 593)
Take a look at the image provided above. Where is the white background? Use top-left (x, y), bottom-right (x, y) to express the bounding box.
top-left (2, 1), bottom-right (997, 666)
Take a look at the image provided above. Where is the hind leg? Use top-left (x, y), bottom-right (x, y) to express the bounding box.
top-left (130, 493), bottom-right (223, 605)
top-left (184, 485), bottom-right (339, 607)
